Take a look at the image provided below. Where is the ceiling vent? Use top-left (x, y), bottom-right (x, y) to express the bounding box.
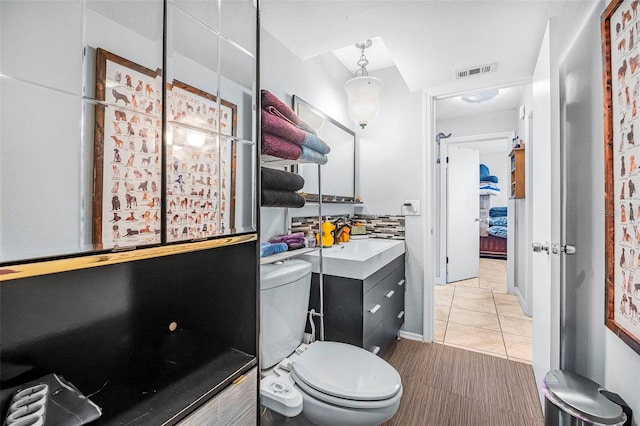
top-left (455, 62), bottom-right (498, 79)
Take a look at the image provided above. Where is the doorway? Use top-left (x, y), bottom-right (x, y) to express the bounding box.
top-left (433, 128), bottom-right (532, 362)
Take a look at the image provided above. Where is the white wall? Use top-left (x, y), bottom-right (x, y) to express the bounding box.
top-left (562, 0), bottom-right (640, 419)
top-left (437, 110), bottom-right (517, 138)
top-left (358, 65), bottom-right (425, 334)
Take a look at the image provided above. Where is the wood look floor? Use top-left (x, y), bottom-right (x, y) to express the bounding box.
top-left (382, 339), bottom-right (543, 426)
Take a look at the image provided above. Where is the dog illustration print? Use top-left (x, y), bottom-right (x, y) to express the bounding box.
top-left (131, 94), bottom-right (138, 109)
top-left (629, 297), bottom-right (639, 320)
top-left (138, 181), bottom-right (149, 192)
top-left (111, 135), bottom-right (124, 148)
top-left (622, 204), bottom-right (627, 222)
top-left (127, 153), bottom-right (135, 167)
top-left (622, 294), bottom-right (628, 315)
top-left (112, 88), bottom-right (129, 105)
top-left (111, 181), bottom-right (120, 193)
top-left (114, 110), bottom-right (127, 121)
top-left (635, 282), bottom-right (640, 296)
top-left (112, 164), bottom-right (120, 177)
top-left (113, 121), bottom-right (122, 135)
top-left (621, 182), bottom-right (626, 200)
top-left (125, 74), bottom-right (133, 88)
top-left (113, 148), bottom-right (121, 163)
top-left (112, 195), bottom-right (121, 210)
top-left (619, 59), bottom-right (628, 84)
top-left (110, 212), bottom-right (121, 223)
top-left (112, 224), bottom-right (120, 240)
top-left (622, 155), bottom-right (627, 177)
top-left (125, 193), bottom-right (137, 208)
top-left (135, 80), bottom-right (143, 92)
top-left (127, 122), bottom-right (135, 136)
top-left (145, 83), bottom-right (154, 98)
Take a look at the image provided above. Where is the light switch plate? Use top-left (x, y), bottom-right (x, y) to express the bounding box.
top-left (401, 200), bottom-right (421, 216)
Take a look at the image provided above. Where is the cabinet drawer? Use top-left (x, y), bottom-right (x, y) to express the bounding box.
top-left (363, 281), bottom-right (384, 337)
top-left (363, 322), bottom-right (384, 356)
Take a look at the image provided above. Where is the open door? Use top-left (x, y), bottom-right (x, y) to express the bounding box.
top-left (530, 18), bottom-right (562, 403)
top-left (446, 145), bottom-right (480, 283)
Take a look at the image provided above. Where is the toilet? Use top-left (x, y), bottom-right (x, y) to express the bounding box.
top-left (260, 259), bottom-right (403, 426)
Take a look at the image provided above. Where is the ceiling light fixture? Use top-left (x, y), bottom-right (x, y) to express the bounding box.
top-left (460, 89), bottom-right (499, 103)
top-left (344, 40), bottom-right (383, 129)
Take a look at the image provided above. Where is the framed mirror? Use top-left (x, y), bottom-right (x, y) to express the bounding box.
top-left (292, 96), bottom-right (356, 203)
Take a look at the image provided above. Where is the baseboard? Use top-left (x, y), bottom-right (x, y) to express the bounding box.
top-left (399, 330), bottom-right (424, 342)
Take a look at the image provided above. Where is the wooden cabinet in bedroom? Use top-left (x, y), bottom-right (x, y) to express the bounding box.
top-left (510, 147), bottom-right (525, 199)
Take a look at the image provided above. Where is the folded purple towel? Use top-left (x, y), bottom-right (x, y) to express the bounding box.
top-left (261, 90), bottom-right (300, 125)
top-left (270, 232), bottom-right (305, 244)
top-left (262, 109), bottom-right (306, 145)
top-left (262, 132), bottom-right (301, 160)
top-left (265, 105), bottom-right (317, 135)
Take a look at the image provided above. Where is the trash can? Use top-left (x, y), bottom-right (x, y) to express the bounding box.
top-left (543, 370), bottom-right (628, 426)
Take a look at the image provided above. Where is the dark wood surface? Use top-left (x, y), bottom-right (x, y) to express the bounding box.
top-left (382, 339), bottom-right (543, 426)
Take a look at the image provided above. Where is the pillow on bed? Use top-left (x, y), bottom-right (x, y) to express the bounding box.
top-left (489, 217), bottom-right (507, 227)
top-left (487, 226), bottom-right (508, 239)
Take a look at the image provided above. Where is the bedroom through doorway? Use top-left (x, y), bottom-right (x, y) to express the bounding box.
top-left (434, 130), bottom-right (532, 363)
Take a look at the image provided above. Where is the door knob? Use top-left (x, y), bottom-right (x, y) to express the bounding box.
top-left (532, 242), bottom-right (549, 253)
top-left (561, 244), bottom-right (576, 255)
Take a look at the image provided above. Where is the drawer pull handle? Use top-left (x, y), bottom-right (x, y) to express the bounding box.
top-left (397, 279), bottom-right (405, 287)
top-left (397, 311), bottom-right (405, 319)
top-left (385, 290), bottom-right (395, 298)
top-left (369, 346), bottom-right (381, 355)
top-left (369, 304), bottom-right (381, 314)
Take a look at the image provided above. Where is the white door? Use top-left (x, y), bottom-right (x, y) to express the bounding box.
top-left (446, 145), bottom-right (480, 283)
top-left (530, 18), bottom-right (561, 402)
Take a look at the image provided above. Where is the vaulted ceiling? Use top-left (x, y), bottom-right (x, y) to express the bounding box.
top-left (261, 0), bottom-right (599, 117)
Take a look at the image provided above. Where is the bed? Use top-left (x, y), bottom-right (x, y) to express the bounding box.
top-left (480, 207), bottom-right (507, 259)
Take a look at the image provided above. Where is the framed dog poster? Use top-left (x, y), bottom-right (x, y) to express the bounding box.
top-left (165, 80), bottom-right (237, 242)
top-left (603, 0), bottom-right (640, 355)
top-left (93, 48), bottom-right (163, 250)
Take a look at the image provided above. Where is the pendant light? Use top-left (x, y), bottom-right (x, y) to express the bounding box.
top-left (344, 40), bottom-right (383, 129)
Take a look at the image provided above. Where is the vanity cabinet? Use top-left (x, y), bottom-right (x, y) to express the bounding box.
top-left (177, 368), bottom-right (257, 426)
top-left (308, 254), bottom-right (405, 358)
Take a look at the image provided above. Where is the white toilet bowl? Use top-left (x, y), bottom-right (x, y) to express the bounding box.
top-left (290, 341), bottom-right (403, 426)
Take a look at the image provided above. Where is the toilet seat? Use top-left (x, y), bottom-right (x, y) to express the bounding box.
top-left (290, 341), bottom-right (402, 408)
top-left (291, 370), bottom-right (403, 410)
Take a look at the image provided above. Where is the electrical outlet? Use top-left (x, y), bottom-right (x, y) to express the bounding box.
top-left (401, 200), bottom-right (421, 216)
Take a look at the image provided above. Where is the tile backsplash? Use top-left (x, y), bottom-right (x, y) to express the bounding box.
top-left (291, 214), bottom-right (405, 240)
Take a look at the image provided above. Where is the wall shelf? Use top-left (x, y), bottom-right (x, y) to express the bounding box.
top-left (509, 147), bottom-right (525, 199)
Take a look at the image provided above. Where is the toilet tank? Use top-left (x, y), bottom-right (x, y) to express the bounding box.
top-left (260, 259), bottom-right (312, 369)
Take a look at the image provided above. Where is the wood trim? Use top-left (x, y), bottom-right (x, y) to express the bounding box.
top-left (0, 234), bottom-right (256, 282)
top-left (602, 0), bottom-right (640, 355)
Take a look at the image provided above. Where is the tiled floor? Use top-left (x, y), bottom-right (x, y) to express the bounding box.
top-left (435, 258), bottom-right (533, 363)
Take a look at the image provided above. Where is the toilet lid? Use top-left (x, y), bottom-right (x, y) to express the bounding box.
top-left (291, 341), bottom-right (402, 401)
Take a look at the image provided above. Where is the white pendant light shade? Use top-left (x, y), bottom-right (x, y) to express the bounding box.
top-left (344, 76), bottom-right (383, 129)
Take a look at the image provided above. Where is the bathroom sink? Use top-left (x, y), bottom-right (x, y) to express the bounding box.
top-left (302, 238), bottom-right (405, 280)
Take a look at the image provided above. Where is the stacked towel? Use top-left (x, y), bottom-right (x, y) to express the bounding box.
top-left (261, 167), bottom-right (306, 208)
top-left (270, 232), bottom-right (306, 250)
top-left (262, 167), bottom-right (304, 191)
top-left (489, 206), bottom-right (507, 217)
top-left (262, 133), bottom-right (301, 160)
top-left (260, 90), bottom-right (330, 164)
top-left (262, 90), bottom-right (299, 125)
top-left (479, 163), bottom-right (499, 183)
top-left (261, 189), bottom-right (305, 208)
top-left (260, 242), bottom-right (289, 258)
